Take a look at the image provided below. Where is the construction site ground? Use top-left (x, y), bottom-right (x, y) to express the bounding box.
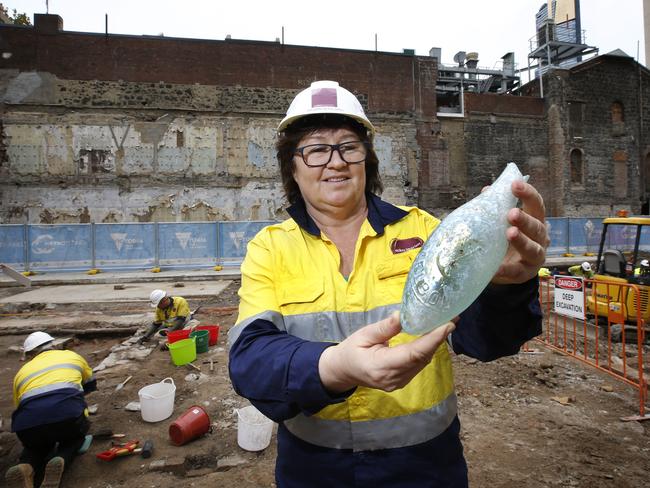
top-left (0, 270), bottom-right (649, 488)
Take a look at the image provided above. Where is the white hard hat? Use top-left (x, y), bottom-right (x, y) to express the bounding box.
top-left (641, 259), bottom-right (649, 267)
top-left (150, 289), bottom-right (167, 308)
top-left (24, 331), bottom-right (55, 352)
top-left (277, 80), bottom-right (375, 135)
top-left (581, 262), bottom-right (592, 272)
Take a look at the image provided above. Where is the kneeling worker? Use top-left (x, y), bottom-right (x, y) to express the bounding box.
top-left (568, 261), bottom-right (594, 279)
top-left (140, 289), bottom-right (193, 343)
top-left (5, 331), bottom-right (96, 488)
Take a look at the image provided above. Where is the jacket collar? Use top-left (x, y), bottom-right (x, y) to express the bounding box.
top-left (287, 193), bottom-right (408, 237)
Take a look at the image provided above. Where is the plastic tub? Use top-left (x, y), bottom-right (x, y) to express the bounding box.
top-left (166, 329), bottom-right (191, 344)
top-left (169, 405), bottom-right (211, 446)
top-left (138, 378), bottom-right (176, 422)
top-left (189, 330), bottom-right (209, 354)
top-left (195, 325), bottom-right (220, 346)
top-left (168, 338), bottom-right (196, 366)
top-left (237, 405), bottom-right (274, 451)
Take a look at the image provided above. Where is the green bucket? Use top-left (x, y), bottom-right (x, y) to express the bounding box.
top-left (190, 330), bottom-right (210, 354)
top-left (168, 338), bottom-right (196, 366)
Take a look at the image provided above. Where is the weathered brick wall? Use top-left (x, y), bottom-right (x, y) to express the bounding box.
top-left (0, 19), bottom-right (436, 224)
top-left (2, 16), bottom-right (649, 224)
top-left (544, 56), bottom-right (650, 216)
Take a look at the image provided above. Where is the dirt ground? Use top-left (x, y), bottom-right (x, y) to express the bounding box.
top-left (1, 279), bottom-right (649, 488)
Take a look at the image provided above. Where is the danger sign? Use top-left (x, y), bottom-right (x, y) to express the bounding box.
top-left (553, 276), bottom-right (585, 320)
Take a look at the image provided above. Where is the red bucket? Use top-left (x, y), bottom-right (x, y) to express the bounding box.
top-left (195, 325), bottom-right (220, 346)
top-left (166, 329), bottom-right (191, 344)
top-left (168, 405), bottom-right (211, 446)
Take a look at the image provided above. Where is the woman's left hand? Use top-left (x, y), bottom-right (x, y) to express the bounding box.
top-left (491, 180), bottom-right (550, 285)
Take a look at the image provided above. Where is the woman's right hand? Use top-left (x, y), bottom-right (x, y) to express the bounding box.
top-left (318, 312), bottom-right (455, 393)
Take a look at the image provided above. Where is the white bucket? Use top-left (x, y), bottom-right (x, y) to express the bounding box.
top-left (236, 405), bottom-right (274, 451)
top-left (138, 377), bottom-right (175, 422)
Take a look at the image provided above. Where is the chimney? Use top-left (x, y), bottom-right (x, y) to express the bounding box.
top-left (429, 47), bottom-right (441, 62)
top-left (34, 14), bottom-right (63, 34)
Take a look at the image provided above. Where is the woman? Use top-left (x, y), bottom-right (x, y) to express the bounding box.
top-left (229, 80), bottom-right (548, 487)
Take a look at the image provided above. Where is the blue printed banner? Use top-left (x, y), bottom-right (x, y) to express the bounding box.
top-left (28, 225), bottom-right (92, 270)
top-left (159, 223), bottom-right (217, 266)
top-left (218, 221), bottom-right (274, 264)
top-left (0, 225), bottom-right (26, 268)
top-left (567, 218), bottom-right (604, 255)
top-left (95, 223), bottom-right (156, 268)
top-left (546, 218), bottom-right (568, 255)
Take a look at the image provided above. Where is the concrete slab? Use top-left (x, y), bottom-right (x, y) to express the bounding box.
top-left (0, 280), bottom-right (232, 304)
top-left (0, 266), bottom-right (241, 287)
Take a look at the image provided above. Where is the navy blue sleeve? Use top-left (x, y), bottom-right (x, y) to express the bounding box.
top-left (229, 319), bottom-right (354, 423)
top-left (450, 277), bottom-right (542, 362)
top-left (83, 378), bottom-right (97, 394)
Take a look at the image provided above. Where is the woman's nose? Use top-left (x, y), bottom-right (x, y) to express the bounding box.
top-left (327, 148), bottom-right (347, 168)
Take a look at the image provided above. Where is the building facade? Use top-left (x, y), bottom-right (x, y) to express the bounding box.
top-left (0, 14), bottom-right (648, 224)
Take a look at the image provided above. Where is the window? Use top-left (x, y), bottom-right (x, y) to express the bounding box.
top-left (611, 102), bottom-right (624, 123)
top-left (570, 148), bottom-right (583, 185)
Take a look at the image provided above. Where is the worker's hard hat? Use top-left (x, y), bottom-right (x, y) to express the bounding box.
top-left (641, 259), bottom-right (649, 267)
top-left (277, 80), bottom-right (375, 135)
top-left (149, 289), bottom-right (167, 308)
top-left (581, 262), bottom-right (592, 272)
top-left (23, 331), bottom-right (55, 352)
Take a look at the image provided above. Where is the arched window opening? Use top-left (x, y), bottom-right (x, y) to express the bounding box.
top-left (570, 148), bottom-right (583, 185)
top-left (611, 102), bottom-right (624, 124)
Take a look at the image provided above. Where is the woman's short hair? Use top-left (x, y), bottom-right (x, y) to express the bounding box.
top-left (276, 114), bottom-right (383, 205)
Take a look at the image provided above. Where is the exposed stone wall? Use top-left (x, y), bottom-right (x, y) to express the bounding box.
top-left (544, 56), bottom-right (650, 215)
top-left (1, 17), bottom-right (649, 224)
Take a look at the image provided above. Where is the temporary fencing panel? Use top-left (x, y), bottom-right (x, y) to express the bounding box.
top-left (546, 218), bottom-right (569, 255)
top-left (567, 218), bottom-right (605, 255)
top-left (28, 224), bottom-right (92, 271)
top-left (94, 223), bottom-right (156, 269)
top-left (0, 224), bottom-right (26, 268)
top-left (537, 276), bottom-right (648, 417)
top-left (4, 216), bottom-right (645, 271)
top-left (158, 222), bottom-right (218, 267)
top-left (218, 221), bottom-right (274, 265)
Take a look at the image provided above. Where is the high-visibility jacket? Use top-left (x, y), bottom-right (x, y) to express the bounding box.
top-left (12, 349), bottom-right (96, 432)
top-left (154, 296), bottom-right (190, 325)
top-left (229, 193), bottom-right (542, 487)
top-left (568, 265), bottom-right (594, 279)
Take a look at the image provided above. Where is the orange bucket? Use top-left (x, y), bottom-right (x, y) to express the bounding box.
top-left (195, 325), bottom-right (220, 346)
top-left (168, 405), bottom-right (211, 446)
top-left (166, 329), bottom-right (191, 344)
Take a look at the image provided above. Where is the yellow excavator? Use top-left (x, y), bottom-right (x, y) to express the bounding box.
top-left (586, 216), bottom-right (650, 326)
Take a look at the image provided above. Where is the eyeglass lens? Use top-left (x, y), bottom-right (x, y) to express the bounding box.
top-left (300, 142), bottom-right (367, 167)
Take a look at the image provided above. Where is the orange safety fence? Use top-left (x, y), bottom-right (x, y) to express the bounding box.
top-left (533, 276), bottom-right (648, 417)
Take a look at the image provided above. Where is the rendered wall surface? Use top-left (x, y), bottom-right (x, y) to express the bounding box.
top-left (1, 16), bottom-right (649, 224)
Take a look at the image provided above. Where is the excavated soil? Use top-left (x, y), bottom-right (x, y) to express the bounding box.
top-left (0, 280), bottom-right (649, 487)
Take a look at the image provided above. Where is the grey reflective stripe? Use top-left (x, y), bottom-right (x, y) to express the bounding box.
top-left (229, 304), bottom-right (401, 345)
top-left (284, 393), bottom-right (458, 451)
top-left (16, 363), bottom-right (84, 392)
top-left (228, 310), bottom-right (286, 345)
top-left (19, 382), bottom-right (83, 403)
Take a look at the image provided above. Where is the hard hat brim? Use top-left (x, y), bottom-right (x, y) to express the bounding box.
top-left (277, 109), bottom-right (375, 135)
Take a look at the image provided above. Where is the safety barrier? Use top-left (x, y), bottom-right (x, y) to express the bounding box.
top-left (536, 276), bottom-right (648, 417)
top-left (0, 221), bottom-right (274, 272)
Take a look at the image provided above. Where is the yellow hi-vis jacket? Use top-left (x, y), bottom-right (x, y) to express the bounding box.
top-left (230, 195), bottom-right (455, 451)
top-left (228, 194), bottom-right (542, 485)
top-left (12, 349), bottom-right (95, 431)
top-left (154, 296), bottom-right (190, 325)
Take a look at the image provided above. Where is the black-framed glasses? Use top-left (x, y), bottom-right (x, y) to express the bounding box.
top-left (294, 141), bottom-right (370, 167)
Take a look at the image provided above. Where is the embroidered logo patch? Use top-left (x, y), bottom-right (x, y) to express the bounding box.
top-left (390, 237), bottom-right (424, 254)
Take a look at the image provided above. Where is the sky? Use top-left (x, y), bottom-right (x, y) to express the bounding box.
top-left (10, 1), bottom-right (647, 84)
